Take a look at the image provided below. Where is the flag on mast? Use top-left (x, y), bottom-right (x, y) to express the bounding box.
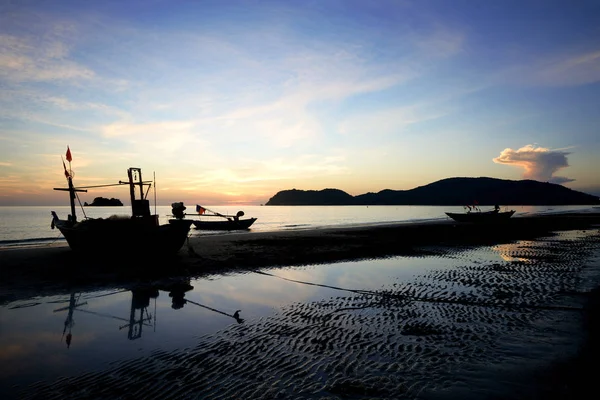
top-left (66, 146), bottom-right (72, 162)
top-left (196, 205), bottom-right (206, 214)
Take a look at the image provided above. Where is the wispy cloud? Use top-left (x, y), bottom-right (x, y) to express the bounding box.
top-left (0, 32), bottom-right (94, 83)
top-left (499, 48), bottom-right (600, 87)
top-left (532, 49), bottom-right (600, 87)
top-left (337, 102), bottom-right (452, 138)
top-left (493, 144), bottom-right (575, 184)
top-left (412, 24), bottom-right (465, 59)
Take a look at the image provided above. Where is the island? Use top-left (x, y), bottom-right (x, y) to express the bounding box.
top-left (84, 197), bottom-right (124, 206)
top-left (265, 177), bottom-right (600, 206)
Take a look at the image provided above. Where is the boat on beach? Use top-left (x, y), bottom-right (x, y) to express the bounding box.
top-left (190, 205), bottom-right (257, 231)
top-left (51, 147), bottom-right (193, 255)
top-left (445, 205), bottom-right (516, 223)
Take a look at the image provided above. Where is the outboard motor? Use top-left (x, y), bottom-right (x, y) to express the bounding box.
top-left (171, 202), bottom-right (186, 220)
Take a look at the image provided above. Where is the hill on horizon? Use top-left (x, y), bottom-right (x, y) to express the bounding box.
top-left (265, 177), bottom-right (600, 206)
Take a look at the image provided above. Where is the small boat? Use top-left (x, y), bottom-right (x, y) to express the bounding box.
top-left (191, 205), bottom-right (257, 231)
top-left (51, 147), bottom-right (193, 255)
top-left (192, 217), bottom-right (257, 231)
top-left (445, 205), bottom-right (516, 223)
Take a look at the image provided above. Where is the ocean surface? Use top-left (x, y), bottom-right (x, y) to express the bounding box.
top-left (0, 204), bottom-right (597, 249)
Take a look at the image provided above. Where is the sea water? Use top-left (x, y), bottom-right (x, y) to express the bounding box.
top-left (0, 204), bottom-right (596, 249)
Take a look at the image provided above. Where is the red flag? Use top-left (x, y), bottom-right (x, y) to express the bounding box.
top-left (66, 146), bottom-right (72, 162)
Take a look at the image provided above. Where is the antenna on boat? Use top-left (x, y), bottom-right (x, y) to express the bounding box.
top-left (153, 171), bottom-right (157, 216)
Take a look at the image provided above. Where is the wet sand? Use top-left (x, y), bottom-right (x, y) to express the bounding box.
top-left (1, 213), bottom-right (600, 399)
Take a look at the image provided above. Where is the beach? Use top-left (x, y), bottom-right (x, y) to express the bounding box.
top-left (2, 213), bottom-right (600, 291)
top-left (1, 213), bottom-right (600, 399)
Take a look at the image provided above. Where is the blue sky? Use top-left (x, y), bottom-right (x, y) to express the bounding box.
top-left (1, 0), bottom-right (599, 206)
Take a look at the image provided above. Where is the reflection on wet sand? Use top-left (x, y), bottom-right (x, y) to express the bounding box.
top-left (184, 299), bottom-right (245, 324)
top-left (121, 288), bottom-right (158, 340)
top-left (53, 290), bottom-right (158, 345)
top-left (53, 293), bottom-right (87, 348)
top-left (493, 240), bottom-right (544, 262)
top-left (3, 229), bottom-right (600, 400)
top-left (51, 280), bottom-right (247, 346)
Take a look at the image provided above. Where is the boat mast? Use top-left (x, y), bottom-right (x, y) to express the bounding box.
top-left (54, 161), bottom-right (87, 223)
top-left (127, 168), bottom-right (145, 214)
top-left (67, 175), bottom-right (77, 223)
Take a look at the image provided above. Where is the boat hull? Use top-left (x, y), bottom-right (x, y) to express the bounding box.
top-left (53, 217), bottom-right (193, 255)
top-left (192, 217), bottom-right (257, 231)
top-left (445, 210), bottom-right (515, 223)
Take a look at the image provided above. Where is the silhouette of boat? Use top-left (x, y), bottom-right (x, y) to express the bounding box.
top-left (445, 208), bottom-right (515, 223)
top-left (51, 147), bottom-right (192, 255)
top-left (191, 205), bottom-right (257, 231)
top-left (192, 217), bottom-right (257, 231)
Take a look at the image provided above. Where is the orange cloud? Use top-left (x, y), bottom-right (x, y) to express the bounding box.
top-left (493, 144), bottom-right (574, 184)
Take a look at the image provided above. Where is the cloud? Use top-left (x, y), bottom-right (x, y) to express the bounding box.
top-left (412, 25), bottom-right (465, 59)
top-left (337, 103), bottom-right (450, 138)
top-left (0, 33), bottom-right (94, 83)
top-left (499, 48), bottom-right (600, 88)
top-left (493, 144), bottom-right (574, 184)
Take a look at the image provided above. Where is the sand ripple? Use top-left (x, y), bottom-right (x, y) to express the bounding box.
top-left (18, 229), bottom-right (600, 399)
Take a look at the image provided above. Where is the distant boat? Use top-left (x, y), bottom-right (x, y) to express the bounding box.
top-left (51, 147), bottom-right (192, 255)
top-left (191, 205), bottom-right (257, 231)
top-left (445, 206), bottom-right (515, 223)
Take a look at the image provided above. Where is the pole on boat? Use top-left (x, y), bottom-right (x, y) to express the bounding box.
top-left (127, 168), bottom-right (136, 215)
top-left (68, 174), bottom-right (77, 223)
top-left (61, 152), bottom-right (77, 223)
top-left (137, 169), bottom-right (144, 199)
top-left (153, 171), bottom-right (157, 216)
top-left (65, 146), bottom-right (76, 222)
top-left (54, 162), bottom-right (87, 223)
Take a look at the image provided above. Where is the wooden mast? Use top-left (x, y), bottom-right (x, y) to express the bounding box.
top-left (67, 175), bottom-right (76, 223)
top-left (128, 168), bottom-right (136, 215)
top-left (54, 172), bottom-right (87, 224)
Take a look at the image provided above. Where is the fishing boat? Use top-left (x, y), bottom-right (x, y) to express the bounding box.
top-left (51, 147), bottom-right (193, 255)
top-left (191, 205), bottom-right (257, 231)
top-left (445, 205), bottom-right (516, 223)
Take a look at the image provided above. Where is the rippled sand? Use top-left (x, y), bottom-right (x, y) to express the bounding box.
top-left (16, 229), bottom-right (600, 399)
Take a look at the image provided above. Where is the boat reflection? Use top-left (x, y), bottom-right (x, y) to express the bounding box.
top-left (120, 287), bottom-right (159, 340)
top-left (53, 280), bottom-right (244, 347)
top-left (53, 293), bottom-right (88, 348)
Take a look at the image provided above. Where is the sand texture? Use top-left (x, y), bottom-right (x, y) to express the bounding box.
top-left (1, 213), bottom-right (600, 399)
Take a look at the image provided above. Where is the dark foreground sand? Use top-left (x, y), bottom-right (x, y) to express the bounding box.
top-left (1, 213), bottom-right (600, 399)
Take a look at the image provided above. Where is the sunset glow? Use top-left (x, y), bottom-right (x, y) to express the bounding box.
top-left (1, 0), bottom-right (599, 206)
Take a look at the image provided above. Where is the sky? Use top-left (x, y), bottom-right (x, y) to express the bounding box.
top-left (1, 0), bottom-right (599, 206)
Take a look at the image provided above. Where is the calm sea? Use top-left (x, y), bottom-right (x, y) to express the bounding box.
top-left (0, 204), bottom-right (596, 249)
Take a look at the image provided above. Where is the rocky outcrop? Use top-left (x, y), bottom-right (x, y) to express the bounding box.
top-left (84, 197), bottom-right (124, 206)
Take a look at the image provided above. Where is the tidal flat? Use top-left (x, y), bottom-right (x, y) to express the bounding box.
top-left (1, 228), bottom-right (599, 399)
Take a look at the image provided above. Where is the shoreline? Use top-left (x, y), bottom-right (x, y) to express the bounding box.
top-left (1, 213), bottom-right (599, 300)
